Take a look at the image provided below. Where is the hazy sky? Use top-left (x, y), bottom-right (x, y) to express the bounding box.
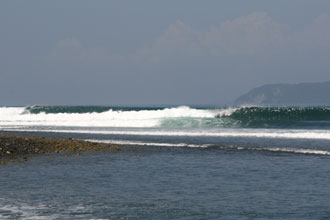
top-left (1, 1), bottom-right (330, 106)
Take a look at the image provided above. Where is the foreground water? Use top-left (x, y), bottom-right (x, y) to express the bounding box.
top-left (1, 106), bottom-right (330, 219)
top-left (1, 144), bottom-right (330, 219)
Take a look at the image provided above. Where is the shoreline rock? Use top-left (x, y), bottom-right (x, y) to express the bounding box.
top-left (0, 134), bottom-right (120, 164)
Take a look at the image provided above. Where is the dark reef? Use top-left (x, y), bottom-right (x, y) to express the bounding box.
top-left (0, 134), bottom-right (121, 165)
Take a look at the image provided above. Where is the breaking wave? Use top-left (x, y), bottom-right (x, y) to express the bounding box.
top-left (1, 105), bottom-right (330, 129)
top-left (0, 106), bottom-right (233, 128)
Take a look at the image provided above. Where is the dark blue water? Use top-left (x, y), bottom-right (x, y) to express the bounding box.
top-left (1, 145), bottom-right (330, 219)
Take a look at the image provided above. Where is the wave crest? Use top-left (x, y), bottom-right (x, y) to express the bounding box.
top-left (2, 106), bottom-right (330, 129)
top-left (0, 106), bottom-right (225, 128)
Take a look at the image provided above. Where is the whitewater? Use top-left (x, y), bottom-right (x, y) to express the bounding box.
top-left (1, 105), bottom-right (330, 155)
top-left (0, 106), bottom-right (234, 127)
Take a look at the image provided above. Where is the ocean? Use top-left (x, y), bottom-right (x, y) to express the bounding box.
top-left (1, 105), bottom-right (330, 219)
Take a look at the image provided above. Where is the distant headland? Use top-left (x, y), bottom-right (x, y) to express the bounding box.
top-left (235, 81), bottom-right (330, 106)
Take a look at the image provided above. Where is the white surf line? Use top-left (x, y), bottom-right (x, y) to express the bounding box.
top-left (3, 128), bottom-right (330, 140)
top-left (264, 147), bottom-right (330, 155)
top-left (226, 146), bottom-right (330, 155)
top-left (86, 139), bottom-right (330, 155)
top-left (86, 139), bottom-right (211, 148)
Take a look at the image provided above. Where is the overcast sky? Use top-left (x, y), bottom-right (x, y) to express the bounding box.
top-left (1, 1), bottom-right (330, 106)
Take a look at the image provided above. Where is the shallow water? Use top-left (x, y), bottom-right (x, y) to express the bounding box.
top-left (1, 146), bottom-right (330, 219)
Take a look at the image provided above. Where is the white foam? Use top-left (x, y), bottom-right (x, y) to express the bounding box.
top-left (86, 139), bottom-right (330, 155)
top-left (4, 127), bottom-right (330, 141)
top-left (86, 139), bottom-right (211, 148)
top-left (0, 199), bottom-right (92, 220)
top-left (228, 146), bottom-right (330, 155)
top-left (6, 127), bottom-right (330, 140)
top-left (0, 106), bottom-right (229, 128)
top-left (0, 203), bottom-right (58, 220)
top-left (0, 107), bottom-right (26, 116)
top-left (263, 147), bottom-right (330, 155)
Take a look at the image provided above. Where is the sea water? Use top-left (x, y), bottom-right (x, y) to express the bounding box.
top-left (1, 105), bottom-right (330, 219)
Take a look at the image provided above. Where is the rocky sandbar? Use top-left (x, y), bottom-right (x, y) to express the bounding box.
top-left (0, 134), bottom-right (120, 164)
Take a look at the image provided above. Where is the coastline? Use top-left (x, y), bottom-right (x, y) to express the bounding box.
top-left (0, 133), bottom-right (121, 164)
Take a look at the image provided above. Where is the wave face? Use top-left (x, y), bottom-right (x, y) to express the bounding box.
top-left (227, 106), bottom-right (330, 121)
top-left (223, 106), bottom-right (330, 128)
top-left (1, 106), bottom-right (330, 129)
